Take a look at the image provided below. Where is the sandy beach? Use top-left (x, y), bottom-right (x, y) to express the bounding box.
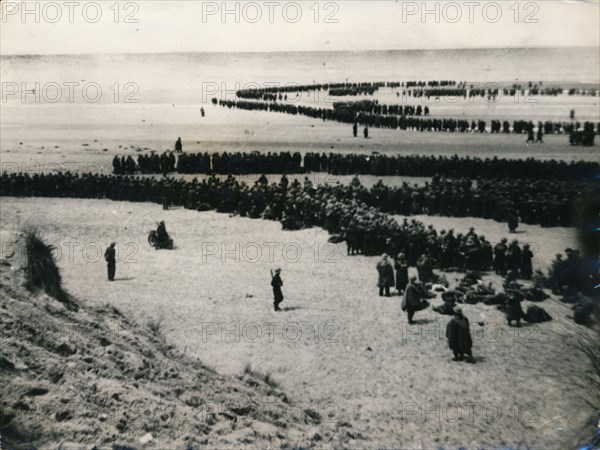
top-left (0, 197), bottom-right (592, 448)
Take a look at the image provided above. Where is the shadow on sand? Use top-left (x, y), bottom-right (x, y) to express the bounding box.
top-left (410, 318), bottom-right (436, 325)
top-left (280, 306), bottom-right (303, 312)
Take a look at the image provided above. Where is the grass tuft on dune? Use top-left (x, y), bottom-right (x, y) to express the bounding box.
top-left (23, 227), bottom-right (78, 311)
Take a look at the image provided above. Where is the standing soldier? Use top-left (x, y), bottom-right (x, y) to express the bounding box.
top-left (353, 122), bottom-right (358, 138)
top-left (363, 126), bottom-right (369, 139)
top-left (526, 122), bottom-right (535, 143)
top-left (446, 307), bottom-right (473, 362)
top-left (508, 209), bottom-right (519, 233)
top-left (271, 268), bottom-right (284, 312)
top-left (536, 121), bottom-right (544, 143)
top-left (506, 240), bottom-right (522, 276)
top-left (112, 156), bottom-right (121, 175)
top-left (175, 137), bottom-right (183, 153)
top-left (401, 276), bottom-right (429, 324)
top-left (505, 285), bottom-right (525, 327)
top-left (376, 254), bottom-right (394, 297)
top-left (521, 244), bottom-right (534, 279)
top-left (394, 253), bottom-right (409, 295)
top-left (104, 243), bottom-right (116, 282)
top-left (493, 238), bottom-right (507, 275)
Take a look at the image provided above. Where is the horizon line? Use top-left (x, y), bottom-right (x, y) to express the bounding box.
top-left (2, 45), bottom-right (599, 58)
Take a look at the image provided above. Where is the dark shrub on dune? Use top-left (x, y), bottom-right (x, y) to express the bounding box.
top-left (23, 228), bottom-right (78, 311)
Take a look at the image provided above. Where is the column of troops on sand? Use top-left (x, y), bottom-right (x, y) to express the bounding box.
top-left (118, 151), bottom-right (598, 180)
top-left (2, 169), bottom-right (597, 360)
top-left (112, 152), bottom-right (596, 229)
top-left (214, 97), bottom-right (598, 145)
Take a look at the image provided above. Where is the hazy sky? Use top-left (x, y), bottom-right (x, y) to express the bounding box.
top-left (1, 0), bottom-right (599, 54)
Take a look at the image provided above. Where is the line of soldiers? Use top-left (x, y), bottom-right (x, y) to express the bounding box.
top-left (118, 153), bottom-right (176, 176)
top-left (112, 156), bottom-right (137, 175)
top-left (10, 163), bottom-right (595, 229)
top-left (303, 152), bottom-right (598, 180)
top-left (124, 149), bottom-right (598, 181)
top-left (235, 82), bottom-right (386, 99)
top-left (333, 101), bottom-right (429, 117)
top-left (236, 80), bottom-right (597, 99)
top-left (215, 98), bottom-right (599, 142)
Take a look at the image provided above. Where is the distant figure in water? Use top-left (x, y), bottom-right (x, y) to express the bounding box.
top-left (200, 107), bottom-right (205, 117)
top-left (364, 126), bottom-right (369, 139)
top-left (271, 268), bottom-right (284, 311)
top-left (104, 243), bottom-right (116, 281)
top-left (175, 137), bottom-right (183, 153)
top-left (536, 121), bottom-right (544, 143)
top-left (446, 307), bottom-right (473, 362)
top-left (570, 109), bottom-right (575, 120)
top-left (353, 122), bottom-right (358, 138)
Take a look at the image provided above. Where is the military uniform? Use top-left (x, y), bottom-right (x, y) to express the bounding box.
top-left (271, 269), bottom-right (284, 311)
top-left (446, 308), bottom-right (473, 361)
top-left (104, 244), bottom-right (116, 281)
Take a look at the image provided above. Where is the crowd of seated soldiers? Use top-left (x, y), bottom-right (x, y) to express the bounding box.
top-left (359, 177), bottom-right (584, 227)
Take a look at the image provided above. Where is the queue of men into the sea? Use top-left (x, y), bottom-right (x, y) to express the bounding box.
top-left (234, 80), bottom-right (599, 100)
